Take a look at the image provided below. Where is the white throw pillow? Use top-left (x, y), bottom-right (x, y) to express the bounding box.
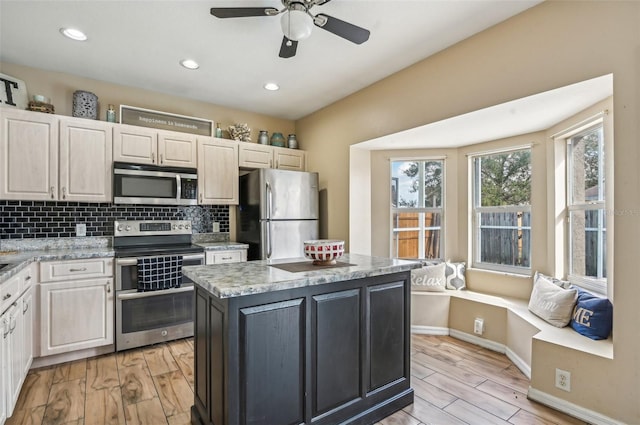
top-left (445, 261), bottom-right (466, 290)
top-left (411, 263), bottom-right (446, 292)
top-left (528, 273), bottom-right (578, 327)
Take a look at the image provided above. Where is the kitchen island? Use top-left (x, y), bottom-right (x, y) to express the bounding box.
top-left (183, 254), bottom-right (419, 425)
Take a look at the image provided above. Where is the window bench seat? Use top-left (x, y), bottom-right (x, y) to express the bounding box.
top-left (411, 289), bottom-right (613, 379)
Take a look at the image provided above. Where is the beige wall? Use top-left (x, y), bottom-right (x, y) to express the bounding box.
top-left (0, 62), bottom-right (295, 144)
top-left (297, 2), bottom-right (639, 422)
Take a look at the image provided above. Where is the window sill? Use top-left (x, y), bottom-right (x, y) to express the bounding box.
top-left (467, 266), bottom-right (531, 279)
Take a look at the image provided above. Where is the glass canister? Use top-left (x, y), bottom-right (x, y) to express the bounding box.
top-left (106, 104), bottom-right (116, 123)
top-left (270, 132), bottom-right (285, 147)
top-left (287, 134), bottom-right (298, 149)
top-left (258, 130), bottom-right (269, 145)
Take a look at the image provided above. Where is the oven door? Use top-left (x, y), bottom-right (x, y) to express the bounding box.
top-left (115, 253), bottom-right (203, 351)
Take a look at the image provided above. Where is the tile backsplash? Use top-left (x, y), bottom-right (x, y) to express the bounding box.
top-left (0, 201), bottom-right (229, 239)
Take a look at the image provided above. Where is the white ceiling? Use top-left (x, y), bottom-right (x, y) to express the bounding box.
top-left (357, 74), bottom-right (613, 150)
top-left (0, 0), bottom-right (541, 120)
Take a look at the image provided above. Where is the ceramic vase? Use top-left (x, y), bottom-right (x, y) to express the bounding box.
top-left (72, 90), bottom-right (98, 119)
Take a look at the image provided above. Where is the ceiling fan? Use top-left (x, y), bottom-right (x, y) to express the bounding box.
top-left (210, 0), bottom-right (370, 58)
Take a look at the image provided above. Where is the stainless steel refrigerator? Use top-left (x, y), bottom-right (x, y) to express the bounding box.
top-left (237, 168), bottom-right (319, 261)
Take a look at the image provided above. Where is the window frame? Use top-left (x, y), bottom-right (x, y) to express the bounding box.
top-left (471, 147), bottom-right (532, 275)
top-left (565, 120), bottom-right (607, 293)
top-left (390, 158), bottom-right (445, 260)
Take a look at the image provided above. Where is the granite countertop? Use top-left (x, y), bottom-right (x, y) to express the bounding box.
top-left (0, 245), bottom-right (114, 284)
top-left (196, 242), bottom-right (249, 251)
top-left (183, 253), bottom-right (420, 299)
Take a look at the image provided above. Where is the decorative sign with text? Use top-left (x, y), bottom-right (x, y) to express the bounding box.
top-left (0, 73), bottom-right (28, 110)
top-left (120, 105), bottom-right (213, 136)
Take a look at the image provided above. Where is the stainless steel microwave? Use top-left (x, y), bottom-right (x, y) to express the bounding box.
top-left (113, 162), bottom-right (198, 205)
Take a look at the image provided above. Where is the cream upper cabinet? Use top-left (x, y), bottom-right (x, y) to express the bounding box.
top-left (59, 117), bottom-right (113, 202)
top-left (0, 109), bottom-right (113, 202)
top-left (158, 132), bottom-right (197, 167)
top-left (238, 143), bottom-right (306, 171)
top-left (272, 146), bottom-right (306, 171)
top-left (238, 143), bottom-right (273, 169)
top-left (114, 124), bottom-right (197, 168)
top-left (0, 108), bottom-right (58, 200)
top-left (198, 137), bottom-right (239, 205)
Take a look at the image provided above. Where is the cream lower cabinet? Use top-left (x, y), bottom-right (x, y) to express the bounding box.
top-left (0, 109), bottom-right (112, 202)
top-left (39, 258), bottom-right (114, 357)
top-left (205, 249), bottom-right (248, 265)
top-left (0, 264), bottom-right (35, 422)
top-left (114, 124), bottom-right (197, 168)
top-left (198, 137), bottom-right (239, 205)
top-left (238, 143), bottom-right (306, 171)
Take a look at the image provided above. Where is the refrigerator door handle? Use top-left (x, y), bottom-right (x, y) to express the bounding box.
top-left (266, 181), bottom-right (273, 259)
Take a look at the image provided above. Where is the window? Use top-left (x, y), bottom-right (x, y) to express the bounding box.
top-left (472, 148), bottom-right (531, 272)
top-left (567, 123), bottom-right (606, 287)
top-left (391, 160), bottom-right (443, 259)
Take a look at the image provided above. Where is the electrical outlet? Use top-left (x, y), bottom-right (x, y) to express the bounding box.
top-left (474, 318), bottom-right (484, 335)
top-left (212, 222), bottom-right (220, 232)
top-left (555, 368), bottom-right (571, 392)
top-left (76, 223), bottom-right (86, 237)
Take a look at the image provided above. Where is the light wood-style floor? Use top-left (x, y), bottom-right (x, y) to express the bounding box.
top-left (6, 335), bottom-right (585, 425)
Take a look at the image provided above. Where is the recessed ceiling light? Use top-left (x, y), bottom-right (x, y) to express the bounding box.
top-left (60, 28), bottom-right (87, 41)
top-left (264, 83), bottom-right (280, 91)
top-left (180, 59), bottom-right (200, 70)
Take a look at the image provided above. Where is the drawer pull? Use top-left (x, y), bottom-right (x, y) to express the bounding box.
top-left (221, 257), bottom-right (233, 261)
top-left (69, 267), bottom-right (88, 272)
top-left (23, 300), bottom-right (29, 314)
top-left (2, 293), bottom-right (11, 301)
top-left (25, 275), bottom-right (31, 281)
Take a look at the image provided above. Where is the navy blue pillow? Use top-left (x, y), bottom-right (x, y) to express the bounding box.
top-left (570, 287), bottom-right (613, 340)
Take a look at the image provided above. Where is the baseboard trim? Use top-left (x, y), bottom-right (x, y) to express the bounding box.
top-left (505, 347), bottom-right (531, 379)
top-left (411, 325), bottom-right (450, 335)
top-left (528, 388), bottom-right (626, 425)
top-left (448, 329), bottom-right (505, 353)
top-left (32, 344), bottom-right (115, 369)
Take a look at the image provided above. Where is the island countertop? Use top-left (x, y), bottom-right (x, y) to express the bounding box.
top-left (183, 253), bottom-right (419, 299)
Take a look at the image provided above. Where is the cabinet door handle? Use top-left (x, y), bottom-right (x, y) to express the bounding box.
top-left (23, 300), bottom-right (29, 314)
top-left (50, 186), bottom-right (55, 199)
top-left (152, 152), bottom-right (156, 163)
top-left (2, 320), bottom-right (9, 338)
top-left (269, 159), bottom-right (273, 168)
top-left (62, 187), bottom-right (67, 199)
top-left (275, 160), bottom-right (279, 168)
top-left (106, 282), bottom-right (111, 293)
top-left (2, 293), bottom-right (11, 301)
top-left (25, 275), bottom-right (31, 281)
top-left (69, 267), bottom-right (87, 272)
top-left (199, 193), bottom-right (203, 203)
top-left (9, 316), bottom-right (16, 333)
top-left (160, 154), bottom-right (164, 164)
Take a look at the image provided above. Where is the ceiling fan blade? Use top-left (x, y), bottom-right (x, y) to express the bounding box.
top-left (210, 7), bottom-right (278, 18)
top-left (314, 13), bottom-right (370, 44)
top-left (279, 36), bottom-right (298, 58)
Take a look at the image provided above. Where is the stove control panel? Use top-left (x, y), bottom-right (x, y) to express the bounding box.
top-left (114, 220), bottom-right (192, 237)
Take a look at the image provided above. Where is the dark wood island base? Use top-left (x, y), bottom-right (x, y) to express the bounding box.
top-left (187, 260), bottom-right (415, 425)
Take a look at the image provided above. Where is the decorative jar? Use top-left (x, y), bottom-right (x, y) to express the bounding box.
top-left (258, 130), bottom-right (269, 145)
top-left (270, 132), bottom-right (285, 147)
top-left (287, 134), bottom-right (298, 149)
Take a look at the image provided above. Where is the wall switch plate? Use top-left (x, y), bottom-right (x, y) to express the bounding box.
top-left (76, 223), bottom-right (87, 237)
top-left (212, 222), bottom-right (220, 232)
top-left (555, 368), bottom-right (571, 392)
top-left (474, 318), bottom-right (484, 335)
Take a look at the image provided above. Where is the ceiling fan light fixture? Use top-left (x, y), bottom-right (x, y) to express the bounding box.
top-left (264, 82), bottom-right (280, 91)
top-left (280, 9), bottom-right (313, 41)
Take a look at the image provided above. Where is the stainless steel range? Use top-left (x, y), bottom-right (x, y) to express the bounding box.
top-left (114, 220), bottom-right (204, 351)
